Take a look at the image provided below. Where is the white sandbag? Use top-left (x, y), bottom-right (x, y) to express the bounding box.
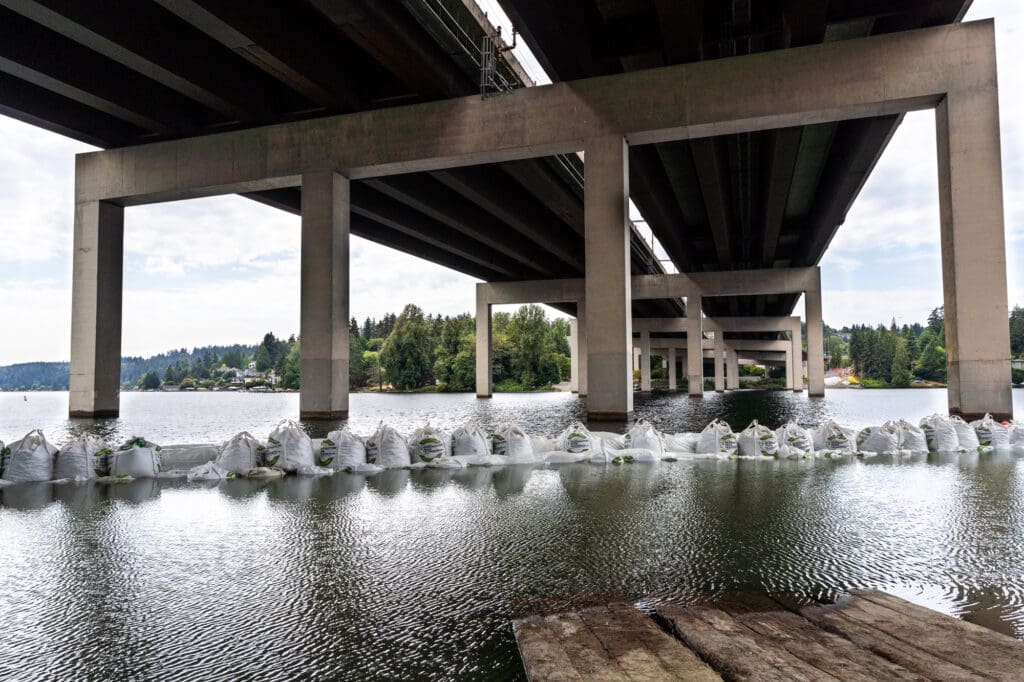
top-left (490, 423), bottom-right (533, 457)
top-left (368, 424), bottom-right (410, 468)
top-left (971, 414), bottom-right (1011, 449)
top-left (320, 426), bottom-right (368, 468)
top-left (949, 415), bottom-right (980, 450)
top-left (243, 467), bottom-right (285, 479)
top-left (812, 420), bottom-right (857, 454)
top-left (737, 420), bottom-right (780, 458)
top-left (696, 420), bottom-right (738, 456)
top-left (109, 437), bottom-right (162, 479)
top-left (919, 414), bottom-right (960, 452)
top-left (588, 448), bottom-right (659, 464)
top-left (187, 462), bottom-right (232, 482)
top-left (215, 431), bottom-right (265, 474)
top-left (595, 432), bottom-right (627, 450)
top-left (857, 422), bottom-right (900, 455)
top-left (775, 423), bottom-right (814, 459)
top-left (450, 424), bottom-right (488, 458)
top-left (406, 423), bottom-right (450, 463)
top-left (624, 419), bottom-right (665, 456)
top-left (895, 420), bottom-right (928, 452)
top-left (665, 433), bottom-right (699, 454)
top-left (296, 465), bottom-right (335, 476)
top-left (543, 450), bottom-right (590, 464)
top-left (556, 422), bottom-right (602, 454)
top-left (54, 434), bottom-right (109, 480)
top-left (530, 436), bottom-right (556, 453)
top-left (2, 430), bottom-right (58, 482)
top-left (265, 420), bottom-right (316, 472)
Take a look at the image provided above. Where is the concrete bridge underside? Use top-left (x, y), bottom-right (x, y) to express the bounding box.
top-left (43, 16), bottom-right (1011, 421)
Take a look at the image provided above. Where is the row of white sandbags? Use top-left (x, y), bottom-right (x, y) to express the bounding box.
top-left (0, 431), bottom-right (162, 484)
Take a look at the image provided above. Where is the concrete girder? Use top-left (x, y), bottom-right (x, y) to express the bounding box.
top-left (0, 0), bottom-right (288, 121)
top-left (75, 22), bottom-right (993, 203)
top-left (364, 175), bottom-right (568, 277)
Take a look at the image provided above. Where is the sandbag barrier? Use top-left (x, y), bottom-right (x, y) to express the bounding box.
top-left (0, 414), bottom-right (1021, 488)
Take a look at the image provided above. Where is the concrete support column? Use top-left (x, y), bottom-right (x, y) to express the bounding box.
top-left (784, 344), bottom-right (795, 390)
top-left (714, 333), bottom-right (725, 393)
top-left (476, 296), bottom-right (492, 397)
top-left (300, 171), bottom-right (350, 419)
top-left (639, 329), bottom-right (652, 392)
top-left (577, 301), bottom-right (588, 396)
top-left (668, 347), bottom-right (677, 391)
top-left (584, 135), bottom-right (632, 419)
top-left (568, 318), bottom-right (579, 393)
top-left (69, 200), bottom-right (124, 418)
top-left (791, 319), bottom-right (803, 392)
top-left (726, 347), bottom-right (739, 390)
top-left (805, 288), bottom-right (825, 396)
top-left (686, 309), bottom-right (703, 397)
top-left (936, 88), bottom-right (1013, 420)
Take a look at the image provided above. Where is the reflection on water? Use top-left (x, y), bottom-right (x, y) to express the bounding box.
top-left (3, 452), bottom-right (1024, 680)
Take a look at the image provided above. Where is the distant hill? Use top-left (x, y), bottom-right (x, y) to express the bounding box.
top-left (0, 343), bottom-right (257, 391)
top-left (0, 362), bottom-right (70, 391)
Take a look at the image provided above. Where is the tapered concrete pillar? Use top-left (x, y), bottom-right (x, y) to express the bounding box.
top-left (568, 318), bottom-right (579, 393)
top-left (936, 87), bottom-right (1013, 419)
top-left (726, 347), bottom-right (739, 390)
top-left (805, 289), bottom-right (824, 396)
top-left (584, 135), bottom-right (632, 419)
top-left (300, 171), bottom-right (350, 419)
top-left (668, 347), bottom-right (677, 391)
top-left (713, 334), bottom-right (725, 392)
top-left (639, 329), bottom-right (652, 392)
top-left (69, 200), bottom-right (124, 417)
top-left (686, 309), bottom-right (703, 397)
top-left (476, 296), bottom-right (492, 397)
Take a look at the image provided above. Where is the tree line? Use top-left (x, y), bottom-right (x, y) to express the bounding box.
top-left (132, 303), bottom-right (572, 393)
top-left (829, 306), bottom-right (1024, 387)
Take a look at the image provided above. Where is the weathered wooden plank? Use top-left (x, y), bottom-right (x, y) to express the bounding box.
top-left (513, 617), bottom-right (585, 682)
top-left (543, 612), bottom-right (627, 681)
top-left (851, 590), bottom-right (1024, 662)
top-left (707, 592), bottom-right (922, 679)
top-left (734, 608), bottom-right (926, 681)
top-left (577, 605), bottom-right (708, 681)
top-left (604, 603), bottom-right (722, 681)
top-left (659, 605), bottom-right (841, 681)
top-left (828, 594), bottom-right (1024, 680)
top-left (798, 604), bottom-right (987, 681)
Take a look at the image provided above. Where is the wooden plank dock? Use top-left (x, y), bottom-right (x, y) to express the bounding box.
top-left (512, 590), bottom-right (1024, 681)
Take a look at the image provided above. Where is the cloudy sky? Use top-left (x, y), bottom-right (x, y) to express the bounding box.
top-left (0, 1), bottom-right (1021, 364)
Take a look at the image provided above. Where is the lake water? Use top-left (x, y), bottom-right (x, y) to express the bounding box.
top-left (2, 389), bottom-right (1024, 680)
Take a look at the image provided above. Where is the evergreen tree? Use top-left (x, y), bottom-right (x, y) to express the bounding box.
top-left (281, 341), bottom-right (301, 389)
top-left (1010, 305), bottom-right (1024, 357)
top-left (254, 344), bottom-right (272, 371)
top-left (380, 304), bottom-right (433, 389)
top-left (890, 340), bottom-right (911, 387)
top-left (914, 336), bottom-right (947, 382)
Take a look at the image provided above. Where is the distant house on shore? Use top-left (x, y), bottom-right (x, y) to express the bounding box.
top-left (1013, 359), bottom-right (1024, 370)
